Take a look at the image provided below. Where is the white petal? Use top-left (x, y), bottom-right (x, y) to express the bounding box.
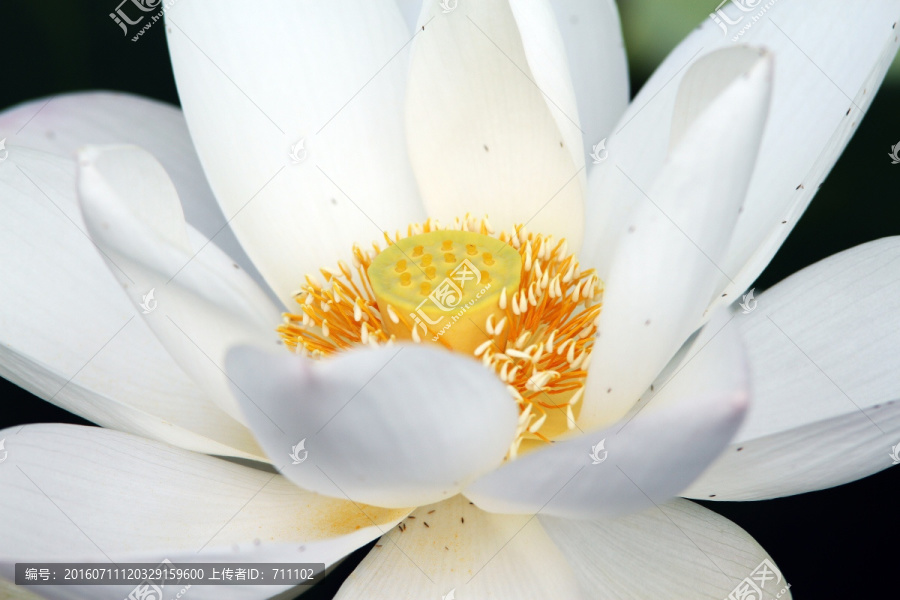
top-left (0, 91), bottom-right (265, 287)
top-left (463, 317), bottom-right (748, 519)
top-left (0, 146), bottom-right (262, 459)
top-left (593, 0), bottom-right (900, 315)
top-left (165, 0), bottom-right (425, 305)
top-left (507, 0), bottom-right (586, 168)
top-left (0, 424), bottom-right (408, 600)
top-left (541, 498), bottom-right (791, 599)
top-left (225, 344), bottom-right (518, 509)
top-left (406, 0), bottom-right (586, 250)
top-left (713, 2), bottom-right (900, 313)
top-left (549, 0), bottom-right (630, 159)
top-left (580, 48), bottom-right (772, 428)
top-left (76, 144), bottom-right (282, 424)
top-left (684, 237), bottom-right (900, 500)
top-left (334, 495), bottom-right (585, 599)
top-left (395, 0), bottom-right (422, 32)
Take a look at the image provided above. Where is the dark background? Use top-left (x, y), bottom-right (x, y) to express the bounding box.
top-left (1, 1), bottom-right (897, 598)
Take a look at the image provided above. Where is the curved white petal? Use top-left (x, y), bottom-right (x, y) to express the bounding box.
top-left (712, 3), bottom-right (900, 314)
top-left (406, 0), bottom-right (586, 250)
top-left (591, 0), bottom-right (900, 315)
top-left (580, 48), bottom-right (772, 428)
top-left (165, 0), bottom-right (425, 306)
top-left (541, 498), bottom-right (791, 599)
top-left (507, 0), bottom-right (585, 167)
top-left (225, 344), bottom-right (518, 509)
top-left (549, 0), bottom-right (630, 159)
top-left (684, 237), bottom-right (900, 501)
top-left (0, 91), bottom-right (265, 287)
top-left (334, 495), bottom-right (585, 599)
top-left (0, 146), bottom-right (262, 459)
top-left (76, 144), bottom-right (282, 424)
top-left (464, 316), bottom-right (748, 519)
top-left (0, 424), bottom-right (408, 600)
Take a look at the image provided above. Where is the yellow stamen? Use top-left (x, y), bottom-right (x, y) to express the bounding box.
top-left (277, 216), bottom-right (604, 454)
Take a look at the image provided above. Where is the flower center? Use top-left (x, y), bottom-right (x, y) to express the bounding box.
top-left (367, 229), bottom-right (521, 354)
top-left (278, 216), bottom-right (603, 456)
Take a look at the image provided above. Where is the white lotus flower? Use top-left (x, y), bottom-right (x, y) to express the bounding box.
top-left (2, 1), bottom-right (899, 598)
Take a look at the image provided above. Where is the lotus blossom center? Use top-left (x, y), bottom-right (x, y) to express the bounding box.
top-left (367, 230), bottom-right (521, 354)
top-left (278, 216), bottom-right (604, 456)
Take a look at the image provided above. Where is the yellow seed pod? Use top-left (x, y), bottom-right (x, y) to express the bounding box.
top-left (367, 230), bottom-right (521, 353)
